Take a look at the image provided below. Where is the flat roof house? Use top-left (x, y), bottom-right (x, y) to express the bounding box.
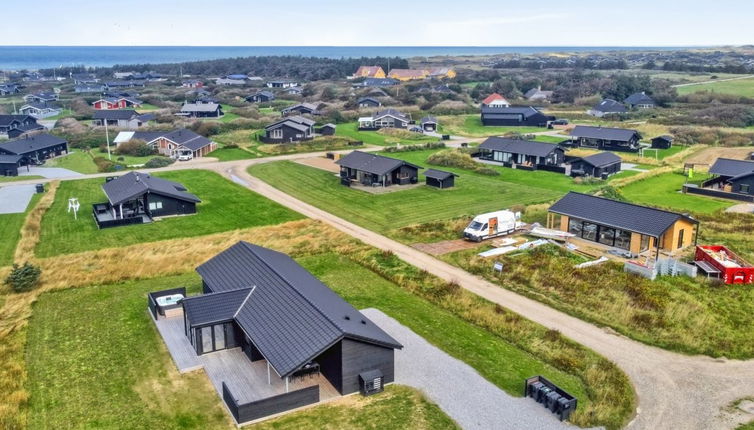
top-left (624, 92), bottom-right (656, 109)
top-left (358, 109), bottom-right (410, 130)
top-left (266, 79), bottom-right (299, 88)
top-left (261, 116), bottom-right (315, 143)
top-left (358, 78), bottom-right (399, 87)
top-left (0, 115), bottom-right (44, 139)
top-left (480, 106), bottom-right (553, 127)
top-left (478, 137), bottom-right (565, 170)
top-left (150, 242), bottom-right (401, 424)
top-left (569, 125), bottom-right (642, 152)
top-left (567, 152), bottom-right (622, 178)
top-left (337, 150), bottom-right (421, 187)
top-left (0, 133), bottom-right (68, 164)
top-left (93, 110), bottom-right (154, 129)
top-left (424, 169), bottom-right (458, 189)
top-left (179, 102), bottom-right (223, 118)
top-left (92, 171), bottom-right (200, 228)
top-left (587, 99), bottom-right (627, 117)
top-left (547, 192), bottom-right (698, 258)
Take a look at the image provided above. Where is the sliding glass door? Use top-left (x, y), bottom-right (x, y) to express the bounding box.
top-left (197, 323), bottom-right (230, 354)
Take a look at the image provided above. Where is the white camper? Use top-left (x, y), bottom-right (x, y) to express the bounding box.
top-left (463, 210), bottom-right (521, 242)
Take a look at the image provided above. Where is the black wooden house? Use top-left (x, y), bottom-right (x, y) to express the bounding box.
top-left (424, 169), bottom-right (457, 189)
top-left (0, 133), bottom-right (68, 164)
top-left (480, 106), bottom-right (553, 127)
top-left (478, 137), bottom-right (565, 170)
top-left (567, 152), bottom-right (622, 178)
top-left (336, 150), bottom-right (421, 187)
top-left (569, 126), bottom-right (642, 152)
top-left (261, 116), bottom-right (315, 143)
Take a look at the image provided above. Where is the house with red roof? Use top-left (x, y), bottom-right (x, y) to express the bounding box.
top-left (481, 93), bottom-right (510, 108)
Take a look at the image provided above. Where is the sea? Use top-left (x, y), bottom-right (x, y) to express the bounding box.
top-left (0, 46), bottom-right (691, 71)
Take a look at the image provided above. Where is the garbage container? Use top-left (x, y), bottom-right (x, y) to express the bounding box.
top-left (528, 381), bottom-right (544, 398)
top-left (536, 385), bottom-right (552, 403)
top-left (545, 391), bottom-right (562, 412)
top-left (556, 396), bottom-right (576, 421)
top-left (35, 183), bottom-right (45, 193)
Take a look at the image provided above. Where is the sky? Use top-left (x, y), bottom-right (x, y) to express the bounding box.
top-left (1, 0), bottom-right (752, 46)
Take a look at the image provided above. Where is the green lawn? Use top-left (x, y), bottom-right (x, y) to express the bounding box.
top-left (619, 172), bottom-right (732, 213)
top-left (46, 150), bottom-right (99, 174)
top-left (639, 145), bottom-right (686, 160)
top-left (0, 192), bottom-right (42, 266)
top-left (208, 147), bottom-right (258, 161)
top-left (335, 122), bottom-right (435, 146)
top-left (439, 115), bottom-right (547, 137)
top-left (217, 105), bottom-right (240, 123)
top-left (532, 134), bottom-right (568, 143)
top-left (676, 76), bottom-right (754, 97)
top-left (36, 170), bottom-right (303, 257)
top-left (249, 160), bottom-right (563, 234)
top-left (0, 175), bottom-right (44, 183)
top-left (46, 108), bottom-right (75, 120)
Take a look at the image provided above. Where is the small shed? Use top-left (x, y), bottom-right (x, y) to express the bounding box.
top-left (651, 135), bottom-right (673, 149)
top-left (421, 116), bottom-right (438, 132)
top-left (0, 154), bottom-right (24, 176)
top-left (319, 123), bottom-right (336, 136)
top-left (424, 169), bottom-right (458, 189)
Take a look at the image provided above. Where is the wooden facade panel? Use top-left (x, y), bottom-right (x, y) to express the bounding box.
top-left (339, 339), bottom-right (395, 395)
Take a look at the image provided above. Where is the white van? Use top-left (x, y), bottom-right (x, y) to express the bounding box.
top-left (463, 210), bottom-right (521, 242)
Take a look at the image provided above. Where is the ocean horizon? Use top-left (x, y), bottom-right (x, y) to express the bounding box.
top-left (0, 45), bottom-right (699, 71)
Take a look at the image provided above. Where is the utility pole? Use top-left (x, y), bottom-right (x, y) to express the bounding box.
top-left (104, 119), bottom-right (111, 160)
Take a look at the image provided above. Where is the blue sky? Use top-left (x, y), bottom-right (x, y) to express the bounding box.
top-left (2, 0), bottom-right (752, 46)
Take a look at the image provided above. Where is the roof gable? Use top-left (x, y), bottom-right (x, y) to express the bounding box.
top-left (336, 150), bottom-right (421, 176)
top-left (101, 171), bottom-right (201, 205)
top-left (479, 137), bottom-right (561, 157)
top-left (570, 125), bottom-right (641, 142)
top-left (709, 158), bottom-right (754, 177)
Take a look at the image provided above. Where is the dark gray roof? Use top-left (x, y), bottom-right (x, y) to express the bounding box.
top-left (282, 103), bottom-right (321, 114)
top-left (336, 150), bottom-right (421, 176)
top-left (160, 129), bottom-right (214, 151)
top-left (22, 102), bottom-right (59, 110)
top-left (480, 106), bottom-right (543, 118)
top-left (265, 116), bottom-right (315, 132)
top-left (421, 116), bottom-right (437, 124)
top-left (652, 135), bottom-right (673, 142)
top-left (181, 102), bottom-right (221, 113)
top-left (357, 97), bottom-right (380, 105)
top-left (195, 242), bottom-right (402, 377)
top-left (591, 99), bottom-right (627, 113)
top-left (361, 78), bottom-right (398, 87)
top-left (0, 133), bottom-right (67, 155)
top-left (424, 168), bottom-right (457, 180)
top-left (479, 137), bottom-right (562, 157)
top-left (579, 152), bottom-right (622, 168)
top-left (374, 109), bottom-right (409, 122)
top-left (709, 158), bottom-right (754, 177)
top-left (624, 92), bottom-right (655, 106)
top-left (101, 171), bottom-right (201, 206)
top-left (183, 288), bottom-right (252, 326)
top-left (0, 154), bottom-right (23, 164)
top-left (0, 115), bottom-right (35, 127)
top-left (93, 109), bottom-right (141, 120)
top-left (571, 125), bottom-right (641, 142)
top-left (549, 192), bottom-right (696, 238)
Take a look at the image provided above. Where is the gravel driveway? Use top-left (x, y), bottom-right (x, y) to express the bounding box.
top-left (0, 184), bottom-right (36, 214)
top-left (361, 308), bottom-right (584, 430)
top-left (21, 166), bottom-right (83, 179)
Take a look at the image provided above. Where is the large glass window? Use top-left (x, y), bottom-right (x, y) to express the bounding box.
top-left (598, 227), bottom-right (615, 246)
top-left (582, 223), bottom-right (598, 241)
top-left (214, 324), bottom-right (225, 350)
top-left (568, 219), bottom-right (583, 236)
top-left (640, 234), bottom-right (650, 252)
top-left (615, 229), bottom-right (631, 250)
top-left (201, 326), bottom-right (213, 353)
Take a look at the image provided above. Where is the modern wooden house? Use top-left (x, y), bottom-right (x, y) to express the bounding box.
top-left (568, 125), bottom-right (642, 152)
top-left (700, 158), bottom-right (754, 198)
top-left (0, 115), bottom-right (44, 139)
top-left (547, 192), bottom-right (698, 258)
top-left (266, 79), bottom-right (299, 88)
top-left (246, 91), bottom-right (275, 103)
top-left (19, 102), bottom-right (61, 119)
top-left (358, 109), bottom-right (410, 130)
top-left (624, 92), bottom-right (656, 109)
top-left (353, 66), bottom-right (386, 79)
top-left (387, 69), bottom-right (428, 81)
top-left (281, 102), bottom-right (322, 116)
top-left (358, 78), bottom-right (399, 88)
top-left (93, 110), bottom-right (154, 129)
top-left (478, 137), bottom-right (565, 170)
top-left (337, 150), bottom-right (421, 187)
top-left (181, 79), bottom-right (204, 88)
top-left (567, 152), bottom-right (622, 178)
top-left (420, 116), bottom-right (438, 132)
top-left (92, 96), bottom-right (142, 110)
top-left (179, 102), bottom-right (223, 118)
top-left (318, 123), bottom-right (336, 136)
top-left (587, 99), bottom-right (627, 117)
top-left (524, 86), bottom-right (553, 101)
top-left (163, 242), bottom-right (402, 424)
top-left (0, 154), bottom-right (26, 176)
top-left (92, 172), bottom-right (200, 229)
top-left (424, 169), bottom-right (457, 189)
top-left (0, 133), bottom-right (68, 164)
top-left (23, 92), bottom-right (58, 103)
top-left (357, 97), bottom-right (381, 108)
top-left (480, 106), bottom-right (553, 127)
top-left (115, 129), bottom-right (217, 159)
top-left (427, 67), bottom-right (456, 79)
top-left (651, 135), bottom-right (673, 149)
top-left (261, 116), bottom-right (315, 143)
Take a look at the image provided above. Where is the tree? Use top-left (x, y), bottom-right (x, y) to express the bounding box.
top-left (5, 263), bottom-right (42, 292)
top-left (115, 139), bottom-right (154, 157)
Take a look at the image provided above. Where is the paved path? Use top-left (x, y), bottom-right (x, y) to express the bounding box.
top-left (0, 184), bottom-right (36, 214)
top-left (362, 309), bottom-right (582, 430)
top-left (726, 203), bottom-right (754, 214)
top-left (228, 164), bottom-right (754, 430)
top-left (671, 74), bottom-right (754, 88)
top-left (21, 166), bottom-right (83, 179)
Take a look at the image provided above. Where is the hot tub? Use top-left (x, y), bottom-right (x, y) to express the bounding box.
top-left (155, 294), bottom-right (184, 317)
top-left (156, 294), bottom-right (184, 307)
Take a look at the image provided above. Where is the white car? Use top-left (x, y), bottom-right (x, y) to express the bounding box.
top-left (177, 153), bottom-right (193, 161)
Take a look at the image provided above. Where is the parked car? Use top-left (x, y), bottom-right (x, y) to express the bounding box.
top-left (463, 209), bottom-right (521, 242)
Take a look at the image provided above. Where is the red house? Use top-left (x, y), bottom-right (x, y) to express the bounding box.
top-left (92, 96), bottom-right (142, 110)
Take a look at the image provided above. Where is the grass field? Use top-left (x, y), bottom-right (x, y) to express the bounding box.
top-left (0, 175), bottom-right (44, 183)
top-left (335, 122), bottom-right (435, 146)
top-left (619, 172), bottom-right (732, 213)
top-left (0, 193), bottom-right (42, 266)
top-left (676, 76), bottom-right (754, 97)
top-left (249, 160), bottom-right (564, 234)
top-left (46, 150), bottom-right (99, 174)
top-left (35, 170), bottom-right (303, 257)
top-left (209, 147), bottom-right (257, 161)
top-left (438, 115), bottom-right (546, 137)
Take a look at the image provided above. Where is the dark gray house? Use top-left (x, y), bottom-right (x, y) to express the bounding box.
top-left (358, 78), bottom-right (399, 87)
top-left (318, 123), bottom-right (336, 136)
top-left (92, 171), bottom-right (200, 228)
top-left (702, 158), bottom-right (754, 197)
top-left (569, 125), bottom-right (642, 152)
top-left (0, 133), bottom-right (68, 164)
top-left (624, 92), bottom-right (656, 109)
top-left (337, 150), bottom-right (421, 187)
top-left (0, 115), bottom-right (44, 139)
top-left (424, 169), bottom-right (457, 189)
top-left (93, 110), bottom-right (154, 129)
top-left (480, 106), bottom-right (553, 127)
top-left (651, 135), bottom-right (673, 149)
top-left (174, 242), bottom-right (402, 421)
top-left (358, 109), bottom-right (410, 130)
top-left (587, 99), bottom-right (627, 117)
top-left (179, 102), bottom-right (223, 118)
top-left (246, 91), bottom-right (275, 103)
top-left (281, 102), bottom-right (322, 116)
top-left (23, 92), bottom-right (58, 103)
top-left (357, 97), bottom-right (381, 108)
top-left (478, 137), bottom-right (565, 170)
top-left (0, 154), bottom-right (26, 176)
top-left (567, 152), bottom-right (622, 178)
top-left (262, 116), bottom-right (315, 143)
top-left (420, 116), bottom-right (438, 132)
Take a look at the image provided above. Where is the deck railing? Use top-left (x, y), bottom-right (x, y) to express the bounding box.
top-left (147, 287), bottom-right (186, 319)
top-left (222, 381), bottom-right (320, 424)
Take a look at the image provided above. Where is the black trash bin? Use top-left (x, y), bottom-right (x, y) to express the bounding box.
top-left (546, 391), bottom-right (562, 412)
top-left (556, 396), bottom-right (576, 421)
top-left (528, 381), bottom-right (544, 398)
top-left (35, 183), bottom-right (45, 193)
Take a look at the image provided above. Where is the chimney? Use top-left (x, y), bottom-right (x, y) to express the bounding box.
top-left (135, 173), bottom-right (140, 182)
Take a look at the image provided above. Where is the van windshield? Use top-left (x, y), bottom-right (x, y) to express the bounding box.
top-left (468, 221), bottom-right (483, 230)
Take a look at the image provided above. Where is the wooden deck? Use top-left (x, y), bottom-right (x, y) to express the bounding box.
top-left (153, 315), bottom-right (339, 403)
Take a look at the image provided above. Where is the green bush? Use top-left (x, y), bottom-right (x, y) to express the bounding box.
top-left (384, 142), bottom-right (445, 153)
top-left (473, 166), bottom-right (500, 176)
top-left (5, 263), bottom-right (42, 292)
top-left (144, 157), bottom-right (175, 168)
top-left (93, 156), bottom-right (116, 172)
top-left (115, 139), bottom-right (155, 157)
top-left (426, 149), bottom-right (479, 170)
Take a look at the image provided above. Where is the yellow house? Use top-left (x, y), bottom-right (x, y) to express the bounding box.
top-left (428, 67), bottom-right (457, 79)
top-left (353, 66), bottom-right (386, 79)
top-left (387, 68), bottom-right (429, 81)
top-left (547, 192), bottom-right (698, 258)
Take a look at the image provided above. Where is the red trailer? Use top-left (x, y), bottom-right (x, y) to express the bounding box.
top-left (694, 245), bottom-right (754, 285)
